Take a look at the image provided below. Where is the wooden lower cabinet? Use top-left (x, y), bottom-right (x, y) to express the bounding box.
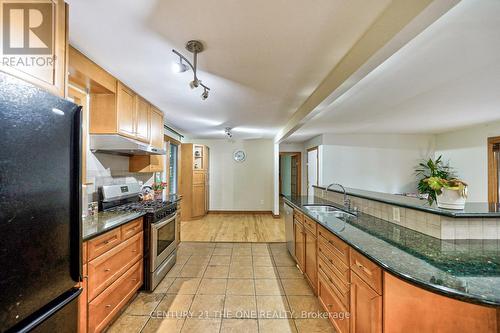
top-left (350, 272), bottom-right (382, 333)
top-left (318, 274), bottom-right (350, 333)
top-left (81, 219), bottom-right (144, 333)
top-left (88, 261), bottom-right (143, 333)
top-left (79, 264), bottom-right (88, 333)
top-left (384, 272), bottom-right (498, 333)
top-left (294, 219), bottom-right (305, 272)
top-left (304, 227), bottom-right (317, 293)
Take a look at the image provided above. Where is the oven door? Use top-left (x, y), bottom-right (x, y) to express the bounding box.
top-left (150, 213), bottom-right (177, 271)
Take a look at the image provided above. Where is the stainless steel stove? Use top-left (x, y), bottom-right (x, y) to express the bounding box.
top-left (100, 183), bottom-right (178, 291)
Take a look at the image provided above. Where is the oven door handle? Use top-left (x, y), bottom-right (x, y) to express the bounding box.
top-left (152, 214), bottom-right (177, 229)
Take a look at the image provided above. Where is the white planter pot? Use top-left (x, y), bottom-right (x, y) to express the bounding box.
top-left (436, 187), bottom-right (467, 210)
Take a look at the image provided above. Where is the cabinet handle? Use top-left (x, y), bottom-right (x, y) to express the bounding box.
top-left (105, 305), bottom-right (111, 308)
top-left (327, 304), bottom-right (333, 308)
top-left (104, 268), bottom-right (111, 272)
top-left (132, 250), bottom-right (137, 253)
top-left (131, 278), bottom-right (137, 282)
top-left (329, 259), bottom-right (334, 265)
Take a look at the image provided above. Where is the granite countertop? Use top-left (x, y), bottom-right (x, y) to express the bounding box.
top-left (83, 211), bottom-right (146, 241)
top-left (284, 195), bottom-right (500, 307)
top-left (313, 185), bottom-right (500, 218)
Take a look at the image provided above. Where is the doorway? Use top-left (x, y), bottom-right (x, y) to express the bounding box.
top-left (307, 147), bottom-right (318, 197)
top-left (488, 136), bottom-right (500, 204)
top-left (279, 152), bottom-right (301, 197)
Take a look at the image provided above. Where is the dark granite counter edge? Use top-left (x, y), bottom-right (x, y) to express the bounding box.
top-left (283, 197), bottom-right (500, 307)
top-left (312, 185), bottom-right (500, 218)
top-left (82, 212), bottom-right (146, 241)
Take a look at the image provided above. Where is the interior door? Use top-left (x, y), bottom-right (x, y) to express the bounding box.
top-left (291, 155), bottom-right (298, 196)
top-left (307, 148), bottom-right (318, 197)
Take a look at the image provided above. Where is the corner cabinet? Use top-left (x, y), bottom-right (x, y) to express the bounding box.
top-left (180, 144), bottom-right (209, 220)
top-left (0, 0), bottom-right (68, 97)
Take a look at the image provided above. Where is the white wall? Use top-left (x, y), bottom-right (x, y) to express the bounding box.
top-left (435, 120), bottom-right (500, 202)
top-left (184, 138), bottom-right (274, 211)
top-left (314, 133), bottom-right (435, 194)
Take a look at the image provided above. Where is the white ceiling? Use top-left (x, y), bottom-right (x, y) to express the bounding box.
top-left (287, 0), bottom-right (500, 142)
top-left (66, 0), bottom-right (391, 139)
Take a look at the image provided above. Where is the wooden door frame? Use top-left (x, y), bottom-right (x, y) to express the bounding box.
top-left (487, 136), bottom-right (500, 203)
top-left (306, 146), bottom-right (319, 194)
top-left (279, 152), bottom-right (302, 196)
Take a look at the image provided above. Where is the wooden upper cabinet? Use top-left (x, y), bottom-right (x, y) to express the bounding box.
top-left (135, 96), bottom-right (150, 143)
top-left (0, 0), bottom-right (68, 97)
top-left (150, 106), bottom-right (164, 149)
top-left (116, 82), bottom-right (136, 138)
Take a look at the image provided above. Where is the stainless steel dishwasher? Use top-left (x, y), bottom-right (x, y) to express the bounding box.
top-left (284, 202), bottom-right (295, 258)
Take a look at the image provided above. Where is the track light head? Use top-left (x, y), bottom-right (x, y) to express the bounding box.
top-left (172, 59), bottom-right (189, 73)
top-left (201, 88), bottom-right (209, 100)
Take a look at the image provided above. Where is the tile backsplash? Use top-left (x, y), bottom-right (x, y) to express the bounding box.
top-left (314, 188), bottom-right (500, 240)
top-left (85, 152), bottom-right (156, 203)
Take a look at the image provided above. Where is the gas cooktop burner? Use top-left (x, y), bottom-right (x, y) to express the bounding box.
top-left (107, 200), bottom-right (173, 214)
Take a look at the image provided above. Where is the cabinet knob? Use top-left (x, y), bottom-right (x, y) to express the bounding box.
top-left (131, 278), bottom-right (137, 282)
top-left (105, 305), bottom-right (111, 308)
top-left (327, 304), bottom-right (333, 308)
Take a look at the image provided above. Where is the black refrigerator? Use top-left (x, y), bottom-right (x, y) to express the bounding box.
top-left (0, 72), bottom-right (82, 332)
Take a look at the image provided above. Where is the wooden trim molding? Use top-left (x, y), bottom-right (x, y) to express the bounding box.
top-left (488, 136), bottom-right (500, 203)
top-left (208, 210), bottom-right (274, 215)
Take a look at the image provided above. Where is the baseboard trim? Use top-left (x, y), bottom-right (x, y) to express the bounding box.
top-left (208, 210), bottom-right (273, 215)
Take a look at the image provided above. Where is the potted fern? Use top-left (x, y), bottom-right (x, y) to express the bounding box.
top-left (415, 156), bottom-right (468, 209)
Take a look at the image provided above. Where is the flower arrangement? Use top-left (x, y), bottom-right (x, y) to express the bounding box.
top-left (415, 156), bottom-right (468, 209)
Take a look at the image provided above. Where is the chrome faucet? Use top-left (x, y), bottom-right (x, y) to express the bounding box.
top-left (325, 183), bottom-right (351, 211)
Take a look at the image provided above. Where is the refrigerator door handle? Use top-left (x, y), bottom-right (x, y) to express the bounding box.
top-left (70, 106), bottom-right (83, 282)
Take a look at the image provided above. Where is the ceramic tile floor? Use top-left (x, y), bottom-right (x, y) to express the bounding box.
top-left (107, 242), bottom-right (336, 333)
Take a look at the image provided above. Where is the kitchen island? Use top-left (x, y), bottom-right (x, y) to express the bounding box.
top-left (283, 194), bottom-right (499, 333)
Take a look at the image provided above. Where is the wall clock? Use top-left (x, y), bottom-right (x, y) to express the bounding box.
top-left (233, 149), bottom-right (246, 162)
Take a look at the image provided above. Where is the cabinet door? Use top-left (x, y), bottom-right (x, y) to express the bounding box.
top-left (135, 96), bottom-right (150, 143)
top-left (116, 82), bottom-right (136, 138)
top-left (304, 228), bottom-right (317, 293)
top-left (350, 272), bottom-right (382, 333)
top-left (192, 184), bottom-right (205, 217)
top-left (0, 0), bottom-right (67, 97)
top-left (78, 264), bottom-right (88, 333)
top-left (150, 106), bottom-right (164, 149)
top-left (294, 220), bottom-right (305, 272)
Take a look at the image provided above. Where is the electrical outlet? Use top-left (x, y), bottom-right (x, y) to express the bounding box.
top-left (392, 207), bottom-right (400, 222)
top-left (260, 199), bottom-right (264, 205)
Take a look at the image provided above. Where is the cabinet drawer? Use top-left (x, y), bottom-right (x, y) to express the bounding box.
top-left (318, 225), bottom-right (349, 265)
top-left (318, 275), bottom-right (350, 333)
top-left (83, 242), bottom-right (88, 264)
top-left (88, 232), bottom-right (143, 301)
top-left (318, 259), bottom-right (350, 309)
top-left (318, 239), bottom-right (349, 282)
top-left (193, 171), bottom-right (205, 185)
top-left (121, 218), bottom-right (142, 241)
top-left (350, 248), bottom-right (382, 295)
top-left (293, 209), bottom-right (304, 224)
top-left (88, 260), bottom-right (143, 333)
top-left (87, 228), bottom-right (122, 261)
top-left (304, 216), bottom-right (317, 234)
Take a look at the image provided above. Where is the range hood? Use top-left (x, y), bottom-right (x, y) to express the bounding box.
top-left (89, 134), bottom-right (166, 155)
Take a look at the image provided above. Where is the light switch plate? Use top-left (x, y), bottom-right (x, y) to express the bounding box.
top-left (392, 207), bottom-right (401, 222)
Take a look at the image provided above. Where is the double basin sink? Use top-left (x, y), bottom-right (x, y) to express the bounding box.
top-left (303, 204), bottom-right (356, 219)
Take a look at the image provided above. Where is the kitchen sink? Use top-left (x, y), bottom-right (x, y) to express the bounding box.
top-left (303, 205), bottom-right (356, 218)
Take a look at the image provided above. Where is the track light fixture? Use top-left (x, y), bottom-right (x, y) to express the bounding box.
top-left (172, 40), bottom-right (212, 100)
